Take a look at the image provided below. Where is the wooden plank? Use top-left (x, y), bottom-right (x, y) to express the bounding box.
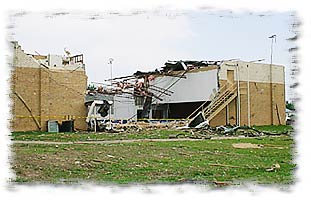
top-left (14, 91), bottom-right (41, 130)
top-left (207, 92), bottom-right (237, 120)
top-left (276, 104), bottom-right (281, 125)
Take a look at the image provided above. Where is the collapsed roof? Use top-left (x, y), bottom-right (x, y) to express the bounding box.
top-left (87, 60), bottom-right (222, 98)
top-left (161, 60), bottom-right (221, 72)
top-left (129, 60), bottom-right (221, 78)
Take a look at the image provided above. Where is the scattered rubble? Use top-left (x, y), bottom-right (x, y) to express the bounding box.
top-left (212, 181), bottom-right (232, 187)
top-left (82, 92), bottom-right (291, 138)
top-left (266, 163), bottom-right (281, 172)
top-left (113, 120), bottom-right (188, 132)
top-left (188, 112), bottom-right (206, 128)
top-left (84, 119), bottom-right (292, 141)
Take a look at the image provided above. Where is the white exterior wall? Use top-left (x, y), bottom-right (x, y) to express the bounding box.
top-left (46, 54), bottom-right (84, 71)
top-left (12, 42), bottom-right (40, 68)
top-left (48, 54), bottom-right (63, 67)
top-left (150, 69), bottom-right (218, 104)
top-left (51, 63), bottom-right (84, 71)
top-left (11, 42), bottom-right (84, 71)
top-left (112, 95), bottom-right (136, 120)
top-left (219, 60), bottom-right (285, 84)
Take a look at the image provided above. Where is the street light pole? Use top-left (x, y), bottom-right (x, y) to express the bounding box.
top-left (269, 34), bottom-right (276, 125)
top-left (108, 58), bottom-right (114, 130)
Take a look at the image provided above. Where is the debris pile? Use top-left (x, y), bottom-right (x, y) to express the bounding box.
top-left (113, 120), bottom-right (188, 132)
top-left (186, 124), bottom-right (291, 138)
top-left (89, 118), bottom-right (292, 140)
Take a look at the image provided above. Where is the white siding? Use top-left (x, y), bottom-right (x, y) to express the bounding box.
top-left (12, 43), bottom-right (40, 68)
top-left (113, 95), bottom-right (136, 120)
top-left (150, 69), bottom-right (218, 104)
top-left (48, 54), bottom-right (63, 67)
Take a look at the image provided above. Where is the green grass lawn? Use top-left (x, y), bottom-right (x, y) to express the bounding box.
top-left (11, 132), bottom-right (295, 185)
top-left (252, 125), bottom-right (293, 134)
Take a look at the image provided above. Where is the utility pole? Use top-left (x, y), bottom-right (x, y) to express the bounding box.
top-left (269, 34), bottom-right (276, 125)
top-left (108, 58), bottom-right (114, 130)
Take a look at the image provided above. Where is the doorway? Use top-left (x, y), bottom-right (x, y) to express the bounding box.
top-left (227, 70), bottom-right (235, 84)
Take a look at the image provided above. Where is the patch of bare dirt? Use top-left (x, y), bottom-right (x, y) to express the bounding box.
top-left (232, 143), bottom-right (264, 149)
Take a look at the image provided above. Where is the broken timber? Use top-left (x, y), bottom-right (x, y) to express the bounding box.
top-left (14, 91), bottom-right (41, 130)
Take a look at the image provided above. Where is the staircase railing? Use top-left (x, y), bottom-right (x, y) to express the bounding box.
top-left (204, 83), bottom-right (237, 120)
top-left (187, 82), bottom-right (238, 122)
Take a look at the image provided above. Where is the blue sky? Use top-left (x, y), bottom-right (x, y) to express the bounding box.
top-left (8, 10), bottom-right (295, 99)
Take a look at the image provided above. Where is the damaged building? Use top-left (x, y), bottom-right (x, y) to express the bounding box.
top-left (126, 60), bottom-right (286, 126)
top-left (10, 41), bottom-right (88, 131)
top-left (10, 42), bottom-right (286, 132)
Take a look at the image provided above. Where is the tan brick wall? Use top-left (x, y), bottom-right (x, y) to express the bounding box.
top-left (209, 80), bottom-right (285, 127)
top-left (46, 69), bottom-right (88, 131)
top-left (11, 67), bottom-right (41, 131)
top-left (209, 107), bottom-right (227, 126)
top-left (11, 67), bottom-right (88, 131)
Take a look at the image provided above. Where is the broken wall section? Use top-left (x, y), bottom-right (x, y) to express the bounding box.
top-left (10, 42), bottom-right (88, 131)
